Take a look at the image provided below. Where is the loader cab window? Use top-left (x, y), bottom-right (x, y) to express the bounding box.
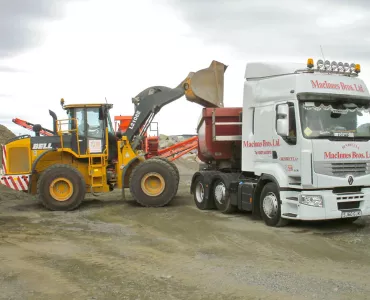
top-left (75, 108), bottom-right (86, 137)
top-left (67, 107), bottom-right (104, 138)
top-left (66, 109), bottom-right (73, 132)
top-left (86, 108), bottom-right (104, 139)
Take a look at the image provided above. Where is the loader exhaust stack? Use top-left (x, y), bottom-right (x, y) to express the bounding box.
top-left (181, 60), bottom-right (227, 108)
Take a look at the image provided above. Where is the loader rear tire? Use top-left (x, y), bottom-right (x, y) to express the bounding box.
top-left (150, 156), bottom-right (179, 192)
top-left (129, 158), bottom-right (177, 207)
top-left (37, 164), bottom-right (86, 211)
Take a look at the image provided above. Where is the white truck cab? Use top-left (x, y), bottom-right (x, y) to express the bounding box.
top-left (191, 58), bottom-right (370, 227)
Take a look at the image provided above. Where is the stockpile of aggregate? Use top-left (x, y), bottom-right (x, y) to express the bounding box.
top-left (0, 124), bottom-right (15, 146)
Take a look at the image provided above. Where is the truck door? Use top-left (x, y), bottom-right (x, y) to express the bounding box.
top-left (274, 102), bottom-right (301, 178)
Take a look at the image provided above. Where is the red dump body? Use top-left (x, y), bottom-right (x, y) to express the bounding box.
top-left (197, 107), bottom-right (242, 163)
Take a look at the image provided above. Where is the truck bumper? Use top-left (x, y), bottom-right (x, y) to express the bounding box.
top-left (281, 188), bottom-right (370, 220)
top-left (0, 174), bottom-right (30, 191)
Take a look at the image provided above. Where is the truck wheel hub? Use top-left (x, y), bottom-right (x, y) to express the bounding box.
top-left (214, 182), bottom-right (226, 204)
top-left (262, 192), bottom-right (278, 218)
top-left (195, 181), bottom-right (205, 203)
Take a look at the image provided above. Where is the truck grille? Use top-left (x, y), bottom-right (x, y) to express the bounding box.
top-left (314, 161), bottom-right (370, 178)
top-left (338, 201), bottom-right (360, 210)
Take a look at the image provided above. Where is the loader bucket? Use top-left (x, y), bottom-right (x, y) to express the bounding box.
top-left (181, 60), bottom-right (228, 108)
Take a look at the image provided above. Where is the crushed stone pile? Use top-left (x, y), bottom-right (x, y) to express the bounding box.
top-left (158, 134), bottom-right (199, 171)
top-left (158, 134), bottom-right (198, 154)
top-left (0, 124), bottom-right (16, 146)
top-left (0, 184), bottom-right (34, 201)
top-left (0, 124), bottom-right (15, 175)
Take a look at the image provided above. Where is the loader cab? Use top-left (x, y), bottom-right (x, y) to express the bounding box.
top-left (62, 103), bottom-right (117, 161)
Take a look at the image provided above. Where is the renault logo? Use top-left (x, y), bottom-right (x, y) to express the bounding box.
top-left (348, 175), bottom-right (354, 185)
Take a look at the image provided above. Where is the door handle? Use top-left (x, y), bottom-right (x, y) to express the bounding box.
top-left (272, 151), bottom-right (277, 159)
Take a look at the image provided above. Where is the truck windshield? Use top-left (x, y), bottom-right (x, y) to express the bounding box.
top-left (299, 101), bottom-right (370, 140)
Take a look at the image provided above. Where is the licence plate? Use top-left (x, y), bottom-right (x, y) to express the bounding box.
top-left (341, 210), bottom-right (362, 218)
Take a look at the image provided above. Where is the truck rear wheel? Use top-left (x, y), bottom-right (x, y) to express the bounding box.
top-left (129, 158), bottom-right (177, 207)
top-left (37, 164), bottom-right (86, 211)
top-left (193, 176), bottom-right (214, 210)
top-left (260, 182), bottom-right (288, 227)
top-left (213, 179), bottom-right (236, 214)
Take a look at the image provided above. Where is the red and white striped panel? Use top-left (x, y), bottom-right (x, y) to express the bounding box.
top-left (2, 145), bottom-right (7, 174)
top-left (0, 174), bottom-right (30, 191)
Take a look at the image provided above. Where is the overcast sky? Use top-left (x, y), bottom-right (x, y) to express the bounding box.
top-left (1, 0), bottom-right (370, 135)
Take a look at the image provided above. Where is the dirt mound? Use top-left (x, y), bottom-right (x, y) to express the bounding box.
top-left (0, 184), bottom-right (34, 201)
top-left (0, 124), bottom-right (15, 146)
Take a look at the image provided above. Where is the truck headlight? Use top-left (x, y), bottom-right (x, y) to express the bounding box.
top-left (299, 195), bottom-right (323, 207)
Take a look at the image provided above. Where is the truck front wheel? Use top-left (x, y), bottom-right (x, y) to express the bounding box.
top-left (260, 182), bottom-right (288, 227)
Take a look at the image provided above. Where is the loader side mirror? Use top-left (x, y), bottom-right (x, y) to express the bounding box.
top-left (276, 104), bottom-right (289, 137)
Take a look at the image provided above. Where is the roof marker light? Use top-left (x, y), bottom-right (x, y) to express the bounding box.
top-left (355, 64), bottom-right (361, 73)
top-left (302, 58), bottom-right (360, 76)
top-left (307, 58), bottom-right (314, 68)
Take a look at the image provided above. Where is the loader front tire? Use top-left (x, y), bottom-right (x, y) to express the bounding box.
top-left (129, 158), bottom-right (177, 207)
top-left (150, 156), bottom-right (179, 192)
top-left (37, 164), bottom-right (86, 211)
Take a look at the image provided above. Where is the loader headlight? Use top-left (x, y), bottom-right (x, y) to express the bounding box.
top-left (299, 195), bottom-right (323, 207)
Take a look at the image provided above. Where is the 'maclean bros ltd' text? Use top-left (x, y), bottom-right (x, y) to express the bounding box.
top-left (325, 151), bottom-right (370, 159)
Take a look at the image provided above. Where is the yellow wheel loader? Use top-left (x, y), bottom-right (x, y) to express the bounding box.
top-left (0, 60), bottom-right (227, 211)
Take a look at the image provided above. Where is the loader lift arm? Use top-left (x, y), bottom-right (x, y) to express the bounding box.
top-left (124, 86), bottom-right (187, 150)
top-left (123, 60), bottom-right (227, 150)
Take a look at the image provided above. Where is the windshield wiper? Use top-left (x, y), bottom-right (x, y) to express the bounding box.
top-left (325, 136), bottom-right (370, 141)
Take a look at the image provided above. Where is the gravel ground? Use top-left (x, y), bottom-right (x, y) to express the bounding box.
top-left (0, 157), bottom-right (370, 299)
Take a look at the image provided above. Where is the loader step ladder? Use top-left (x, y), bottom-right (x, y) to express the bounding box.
top-left (88, 153), bottom-right (107, 191)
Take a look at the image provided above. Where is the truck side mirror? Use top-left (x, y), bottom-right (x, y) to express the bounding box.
top-left (276, 104), bottom-right (289, 137)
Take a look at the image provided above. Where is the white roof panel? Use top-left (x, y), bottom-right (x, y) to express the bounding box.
top-left (245, 62), bottom-right (307, 80)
